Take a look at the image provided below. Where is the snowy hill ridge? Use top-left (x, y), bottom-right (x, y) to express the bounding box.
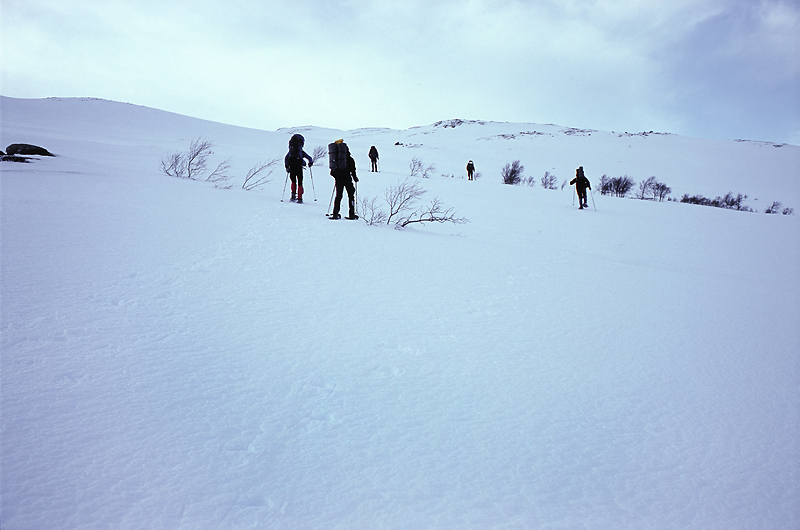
top-left (1, 96), bottom-right (799, 530)
top-left (2, 96), bottom-right (797, 208)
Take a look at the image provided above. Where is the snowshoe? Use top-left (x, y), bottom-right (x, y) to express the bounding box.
top-left (329, 213), bottom-right (341, 220)
top-left (345, 214), bottom-right (359, 220)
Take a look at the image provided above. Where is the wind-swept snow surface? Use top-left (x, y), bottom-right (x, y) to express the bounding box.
top-left (2, 97), bottom-right (798, 529)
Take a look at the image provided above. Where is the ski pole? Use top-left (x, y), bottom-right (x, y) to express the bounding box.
top-left (590, 189), bottom-right (596, 211)
top-left (572, 186), bottom-right (575, 206)
top-left (281, 170), bottom-right (289, 202)
top-left (327, 184), bottom-right (335, 215)
top-left (308, 165), bottom-right (317, 201)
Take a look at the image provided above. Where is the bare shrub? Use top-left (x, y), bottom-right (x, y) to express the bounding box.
top-left (765, 201), bottom-right (782, 214)
top-left (598, 175), bottom-right (612, 195)
top-left (410, 156), bottom-right (436, 178)
top-left (501, 160), bottom-right (524, 185)
top-left (635, 176), bottom-right (657, 200)
top-left (311, 146), bottom-right (327, 166)
top-left (385, 178), bottom-right (426, 224)
top-left (653, 181), bottom-right (672, 202)
top-left (362, 179), bottom-right (468, 228)
top-left (609, 175), bottom-right (635, 197)
top-left (680, 192), bottom-right (754, 212)
top-left (160, 137), bottom-right (231, 184)
top-left (399, 197), bottom-right (469, 227)
top-left (541, 171), bottom-right (558, 189)
top-left (359, 196), bottom-right (388, 225)
top-left (242, 158), bottom-right (279, 191)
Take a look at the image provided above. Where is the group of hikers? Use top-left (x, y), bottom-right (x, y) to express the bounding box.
top-left (283, 134), bottom-right (594, 218)
top-left (284, 134), bottom-right (364, 219)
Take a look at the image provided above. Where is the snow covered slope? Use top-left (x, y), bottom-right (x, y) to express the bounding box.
top-left (1, 97), bottom-right (798, 529)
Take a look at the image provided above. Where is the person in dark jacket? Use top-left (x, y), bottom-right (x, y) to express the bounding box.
top-left (330, 142), bottom-right (359, 219)
top-left (570, 166), bottom-right (591, 209)
top-left (284, 138), bottom-right (313, 203)
top-left (466, 160), bottom-right (475, 180)
top-left (369, 146), bottom-right (379, 172)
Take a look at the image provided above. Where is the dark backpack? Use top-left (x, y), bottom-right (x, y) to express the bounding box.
top-left (288, 134), bottom-right (305, 159)
top-left (328, 141), bottom-right (349, 171)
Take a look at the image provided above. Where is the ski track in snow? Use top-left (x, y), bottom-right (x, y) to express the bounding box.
top-left (1, 97), bottom-right (798, 529)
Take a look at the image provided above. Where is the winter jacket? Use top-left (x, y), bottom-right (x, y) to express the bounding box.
top-left (285, 150), bottom-right (313, 171)
top-left (570, 175), bottom-right (591, 191)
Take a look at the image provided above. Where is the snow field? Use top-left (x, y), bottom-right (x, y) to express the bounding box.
top-left (1, 97), bottom-right (798, 529)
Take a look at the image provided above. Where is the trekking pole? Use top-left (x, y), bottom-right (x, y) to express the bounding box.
top-left (590, 189), bottom-right (596, 211)
top-left (327, 184), bottom-right (335, 215)
top-left (281, 171), bottom-right (289, 202)
top-left (572, 186), bottom-right (575, 206)
top-left (308, 165), bottom-right (317, 201)
top-left (354, 180), bottom-right (358, 215)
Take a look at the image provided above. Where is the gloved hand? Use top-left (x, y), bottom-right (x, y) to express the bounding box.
top-left (308, 160), bottom-right (313, 167)
top-left (353, 176), bottom-right (359, 183)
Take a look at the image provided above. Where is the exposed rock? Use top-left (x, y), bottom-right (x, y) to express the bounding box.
top-left (5, 143), bottom-right (55, 156)
top-left (0, 155), bottom-right (30, 163)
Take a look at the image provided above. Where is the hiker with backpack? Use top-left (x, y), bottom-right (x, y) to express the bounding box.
top-left (570, 166), bottom-right (592, 209)
top-left (328, 140), bottom-right (359, 220)
top-left (369, 146), bottom-right (379, 172)
top-left (466, 160), bottom-right (475, 180)
top-left (285, 134), bottom-right (313, 203)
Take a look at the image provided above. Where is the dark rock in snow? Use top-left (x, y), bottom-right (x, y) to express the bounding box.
top-left (1, 155), bottom-right (30, 163)
top-left (5, 143), bottom-right (55, 156)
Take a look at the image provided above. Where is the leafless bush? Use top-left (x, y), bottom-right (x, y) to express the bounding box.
top-left (160, 152), bottom-right (185, 178)
top-left (410, 157), bottom-right (436, 178)
top-left (160, 137), bottom-right (231, 184)
top-left (521, 176), bottom-right (536, 187)
top-left (634, 176), bottom-right (671, 201)
top-left (635, 176), bottom-right (657, 200)
top-left (399, 197), bottom-right (469, 227)
top-left (242, 158), bottom-right (279, 191)
top-left (501, 160), bottom-right (524, 185)
top-left (541, 171), bottom-right (558, 189)
top-left (386, 178), bottom-right (426, 224)
top-left (653, 181), bottom-right (672, 202)
top-left (361, 178), bottom-right (468, 228)
top-left (207, 157), bottom-right (233, 187)
top-left (311, 146), bottom-right (327, 166)
top-left (600, 175), bottom-right (635, 197)
top-left (359, 196), bottom-right (388, 225)
top-left (765, 201), bottom-right (783, 214)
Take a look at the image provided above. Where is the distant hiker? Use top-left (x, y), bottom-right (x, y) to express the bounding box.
top-left (285, 134), bottom-right (313, 203)
top-left (328, 140), bottom-right (359, 220)
top-left (466, 160), bottom-right (475, 180)
top-left (570, 166), bottom-right (591, 209)
top-left (369, 146), bottom-right (379, 172)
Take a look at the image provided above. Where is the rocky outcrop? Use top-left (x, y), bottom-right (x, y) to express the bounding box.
top-left (5, 144), bottom-right (55, 156)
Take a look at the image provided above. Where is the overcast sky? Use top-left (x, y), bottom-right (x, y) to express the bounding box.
top-left (2, 0), bottom-right (798, 143)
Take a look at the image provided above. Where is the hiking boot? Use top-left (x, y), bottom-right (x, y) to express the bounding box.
top-left (345, 214), bottom-right (359, 220)
top-left (329, 213), bottom-right (341, 220)
top-left (296, 197), bottom-right (303, 203)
